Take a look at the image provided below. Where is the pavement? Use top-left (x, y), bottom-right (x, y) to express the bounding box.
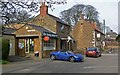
top-left (7, 55), bottom-right (33, 62)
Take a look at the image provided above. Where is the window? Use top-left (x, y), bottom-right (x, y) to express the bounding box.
top-left (61, 25), bottom-right (64, 31)
top-left (43, 39), bottom-right (56, 50)
top-left (61, 25), bottom-right (64, 33)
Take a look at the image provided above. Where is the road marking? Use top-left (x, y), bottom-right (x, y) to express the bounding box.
top-left (22, 69), bottom-right (31, 71)
top-left (102, 54), bottom-right (118, 55)
top-left (18, 68), bottom-right (34, 72)
top-left (83, 66), bottom-right (118, 69)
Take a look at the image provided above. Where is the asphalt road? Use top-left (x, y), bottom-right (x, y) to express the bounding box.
top-left (2, 53), bottom-right (118, 73)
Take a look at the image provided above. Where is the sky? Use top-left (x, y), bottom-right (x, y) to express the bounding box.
top-left (0, 0), bottom-right (119, 34)
top-left (47, 0), bottom-right (119, 34)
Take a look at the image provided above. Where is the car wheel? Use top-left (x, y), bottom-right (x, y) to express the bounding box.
top-left (99, 54), bottom-right (102, 57)
top-left (95, 54), bottom-right (99, 58)
top-left (50, 55), bottom-right (56, 60)
top-left (69, 57), bottom-right (75, 62)
top-left (86, 55), bottom-right (88, 57)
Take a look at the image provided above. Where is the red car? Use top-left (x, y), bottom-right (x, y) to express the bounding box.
top-left (85, 47), bottom-right (102, 58)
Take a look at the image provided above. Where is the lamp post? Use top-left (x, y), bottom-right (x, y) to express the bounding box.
top-left (67, 36), bottom-right (72, 50)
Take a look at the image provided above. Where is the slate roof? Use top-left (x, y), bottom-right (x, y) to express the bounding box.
top-left (48, 14), bottom-right (71, 27)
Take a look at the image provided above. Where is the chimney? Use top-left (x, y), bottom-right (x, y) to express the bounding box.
top-left (80, 14), bottom-right (84, 20)
top-left (80, 11), bottom-right (84, 20)
top-left (93, 22), bottom-right (97, 29)
top-left (40, 2), bottom-right (48, 17)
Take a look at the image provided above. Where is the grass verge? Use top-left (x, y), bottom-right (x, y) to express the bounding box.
top-left (0, 60), bottom-right (9, 64)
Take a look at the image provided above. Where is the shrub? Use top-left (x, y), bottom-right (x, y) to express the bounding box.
top-left (0, 60), bottom-right (9, 64)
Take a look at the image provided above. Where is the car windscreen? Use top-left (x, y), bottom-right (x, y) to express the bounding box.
top-left (67, 51), bottom-right (74, 54)
top-left (87, 48), bottom-right (97, 51)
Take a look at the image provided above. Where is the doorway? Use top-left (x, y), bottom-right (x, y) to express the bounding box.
top-left (60, 40), bottom-right (66, 50)
top-left (25, 38), bottom-right (34, 54)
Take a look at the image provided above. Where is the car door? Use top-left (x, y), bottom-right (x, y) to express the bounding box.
top-left (57, 52), bottom-right (69, 60)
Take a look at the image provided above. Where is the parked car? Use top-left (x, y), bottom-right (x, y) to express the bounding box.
top-left (50, 50), bottom-right (84, 62)
top-left (85, 47), bottom-right (102, 58)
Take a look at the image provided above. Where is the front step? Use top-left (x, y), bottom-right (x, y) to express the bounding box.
top-left (25, 53), bottom-right (41, 60)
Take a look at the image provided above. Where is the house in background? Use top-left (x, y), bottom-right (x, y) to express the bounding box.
top-left (3, 2), bottom-right (73, 58)
top-left (71, 14), bottom-right (105, 53)
top-left (105, 30), bottom-right (118, 49)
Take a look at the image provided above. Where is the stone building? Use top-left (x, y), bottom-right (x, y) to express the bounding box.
top-left (71, 14), bottom-right (105, 53)
top-left (3, 2), bottom-right (73, 58)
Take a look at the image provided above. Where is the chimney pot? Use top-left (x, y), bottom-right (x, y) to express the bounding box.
top-left (40, 2), bottom-right (48, 17)
top-left (80, 13), bottom-right (84, 20)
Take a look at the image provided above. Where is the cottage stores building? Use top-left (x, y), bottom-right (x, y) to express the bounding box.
top-left (71, 14), bottom-right (105, 52)
top-left (4, 2), bottom-right (72, 58)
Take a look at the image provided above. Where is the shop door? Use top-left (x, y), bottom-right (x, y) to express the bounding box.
top-left (25, 38), bottom-right (34, 53)
top-left (61, 40), bottom-right (66, 50)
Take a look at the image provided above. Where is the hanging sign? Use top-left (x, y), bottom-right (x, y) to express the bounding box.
top-left (44, 36), bottom-right (50, 41)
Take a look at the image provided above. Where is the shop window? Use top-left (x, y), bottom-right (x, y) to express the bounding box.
top-left (43, 39), bottom-right (56, 50)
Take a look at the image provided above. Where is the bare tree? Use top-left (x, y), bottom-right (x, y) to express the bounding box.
top-left (0, 0), bottom-right (67, 25)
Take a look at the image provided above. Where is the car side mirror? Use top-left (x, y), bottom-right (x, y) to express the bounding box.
top-left (65, 53), bottom-right (68, 55)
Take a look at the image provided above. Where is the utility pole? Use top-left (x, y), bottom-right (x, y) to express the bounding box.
top-left (103, 19), bottom-right (105, 34)
top-left (103, 19), bottom-right (106, 50)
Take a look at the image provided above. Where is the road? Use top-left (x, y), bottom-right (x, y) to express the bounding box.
top-left (2, 53), bottom-right (118, 73)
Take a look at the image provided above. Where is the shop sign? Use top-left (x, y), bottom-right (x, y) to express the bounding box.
top-left (44, 36), bottom-right (50, 41)
top-left (43, 32), bottom-right (58, 38)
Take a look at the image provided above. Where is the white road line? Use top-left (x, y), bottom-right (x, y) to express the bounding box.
top-left (83, 66), bottom-right (118, 69)
top-left (18, 68), bottom-right (34, 72)
top-left (21, 69), bottom-right (31, 71)
top-left (102, 54), bottom-right (118, 55)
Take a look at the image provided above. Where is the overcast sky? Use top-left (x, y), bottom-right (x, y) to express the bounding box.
top-left (48, 0), bottom-right (119, 34)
